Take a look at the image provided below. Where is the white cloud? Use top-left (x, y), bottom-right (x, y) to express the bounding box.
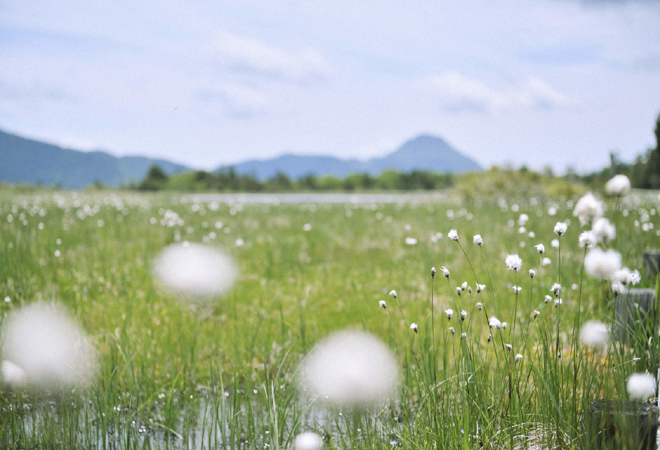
top-left (423, 72), bottom-right (573, 113)
top-left (205, 31), bottom-right (331, 83)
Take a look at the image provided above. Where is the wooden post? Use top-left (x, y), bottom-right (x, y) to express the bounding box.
top-left (644, 251), bottom-right (660, 281)
top-left (614, 289), bottom-right (657, 342)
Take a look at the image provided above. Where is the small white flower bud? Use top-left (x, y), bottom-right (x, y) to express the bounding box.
top-left (410, 323), bottom-right (418, 333)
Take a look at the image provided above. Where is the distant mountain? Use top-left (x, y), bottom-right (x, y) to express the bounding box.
top-left (221, 135), bottom-right (482, 180)
top-left (0, 129), bottom-right (191, 188)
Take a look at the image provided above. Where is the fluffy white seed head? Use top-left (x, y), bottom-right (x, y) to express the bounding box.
top-left (431, 267), bottom-right (436, 277)
top-left (578, 231), bottom-right (597, 248)
top-left (294, 432), bottom-right (323, 450)
top-left (542, 257), bottom-right (552, 267)
top-left (2, 303), bottom-right (97, 389)
top-left (535, 244), bottom-right (545, 255)
top-left (553, 222), bottom-right (568, 236)
top-left (584, 248), bottom-right (622, 280)
top-left (461, 281), bottom-right (468, 291)
top-left (477, 302), bottom-right (482, 311)
top-left (410, 323), bottom-right (418, 333)
top-left (551, 283), bottom-right (562, 297)
top-left (441, 266), bottom-right (450, 278)
top-left (461, 310), bottom-right (467, 321)
top-left (449, 327), bottom-right (455, 335)
top-left (476, 284), bottom-right (485, 293)
top-left (445, 309), bottom-right (454, 320)
top-left (389, 290), bottom-right (397, 299)
top-left (448, 229), bottom-right (458, 241)
top-left (302, 331), bottom-right (398, 407)
top-left (579, 320), bottom-right (609, 349)
top-left (379, 300), bottom-right (387, 309)
top-left (605, 174), bottom-right (631, 197)
top-left (473, 234), bottom-right (483, 246)
top-left (627, 373), bottom-right (655, 400)
top-left (153, 243), bottom-right (238, 300)
top-left (489, 317), bottom-right (502, 329)
top-left (592, 217), bottom-right (616, 243)
top-left (515, 354), bottom-right (523, 362)
top-left (529, 269), bottom-right (536, 278)
top-left (533, 310), bottom-right (540, 319)
top-left (505, 254), bottom-right (523, 272)
top-left (573, 192), bottom-right (604, 226)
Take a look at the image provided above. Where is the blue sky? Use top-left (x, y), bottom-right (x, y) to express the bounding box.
top-left (1, 0), bottom-right (659, 173)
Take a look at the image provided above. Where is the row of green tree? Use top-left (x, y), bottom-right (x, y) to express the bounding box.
top-left (135, 166), bottom-right (455, 192)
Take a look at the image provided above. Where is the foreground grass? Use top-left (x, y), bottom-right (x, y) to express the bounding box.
top-left (0, 189), bottom-right (658, 449)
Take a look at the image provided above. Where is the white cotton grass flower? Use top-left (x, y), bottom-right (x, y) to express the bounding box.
top-left (431, 267), bottom-right (436, 277)
top-left (505, 343), bottom-right (513, 351)
top-left (473, 234), bottom-right (483, 246)
top-left (489, 317), bottom-right (502, 329)
top-left (550, 283), bottom-right (561, 297)
top-left (535, 244), bottom-right (545, 255)
top-left (379, 300), bottom-right (387, 309)
top-left (579, 320), bottom-right (609, 349)
top-left (542, 257), bottom-right (552, 267)
top-left (551, 239), bottom-right (559, 248)
top-left (389, 290), bottom-right (397, 299)
top-left (445, 309), bottom-right (454, 320)
top-left (477, 302), bottom-right (483, 310)
top-left (502, 322), bottom-right (508, 329)
top-left (476, 284), bottom-right (485, 293)
top-left (449, 327), bottom-right (455, 335)
top-left (515, 354), bottom-right (523, 362)
top-left (554, 299), bottom-right (562, 307)
top-left (518, 213), bottom-right (529, 226)
top-left (294, 432), bottom-right (323, 450)
top-left (404, 237), bottom-right (417, 245)
top-left (440, 266), bottom-right (450, 278)
top-left (545, 295), bottom-right (552, 304)
top-left (578, 231), bottom-right (597, 248)
top-left (301, 330), bottom-right (398, 407)
top-left (628, 270), bottom-right (641, 286)
top-left (529, 269), bottom-right (536, 278)
top-left (2, 360), bottom-right (27, 386)
top-left (584, 248), bottom-right (622, 280)
top-left (152, 243), bottom-right (238, 300)
top-left (461, 332), bottom-right (467, 340)
top-left (573, 192), bottom-right (604, 226)
top-left (505, 254), bottom-right (523, 272)
top-left (592, 217), bottom-right (616, 243)
top-left (605, 174), bottom-right (631, 197)
top-left (627, 373), bottom-right (656, 400)
top-left (553, 222), bottom-right (568, 236)
top-left (410, 323), bottom-right (418, 333)
top-left (1, 303), bottom-right (97, 389)
top-left (512, 285), bottom-right (522, 294)
top-left (533, 310), bottom-right (540, 319)
top-left (461, 281), bottom-right (468, 291)
top-left (456, 287), bottom-right (462, 296)
top-left (488, 334), bottom-right (493, 342)
top-left (461, 310), bottom-right (467, 321)
top-left (448, 229), bottom-right (459, 241)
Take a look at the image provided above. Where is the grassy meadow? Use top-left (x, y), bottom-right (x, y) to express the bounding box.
top-left (0, 187), bottom-right (659, 449)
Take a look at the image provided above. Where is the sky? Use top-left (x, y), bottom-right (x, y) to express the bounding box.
top-left (1, 0), bottom-right (659, 174)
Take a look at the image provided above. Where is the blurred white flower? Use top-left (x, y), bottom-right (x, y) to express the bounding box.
top-left (535, 244), bottom-right (545, 255)
top-left (512, 285), bottom-right (522, 294)
top-left (2, 303), bottom-right (97, 389)
top-left (473, 234), bottom-right (483, 246)
top-left (505, 254), bottom-right (523, 272)
top-left (456, 287), bottom-right (462, 296)
top-left (533, 310), bottom-right (540, 319)
top-left (550, 283), bottom-right (562, 297)
top-left (405, 237), bottom-right (417, 245)
top-left (542, 257), bottom-right (552, 267)
top-left (445, 309), bottom-right (454, 320)
top-left (529, 269), bottom-right (536, 278)
top-left (578, 231), bottom-right (597, 248)
top-left (460, 332), bottom-right (467, 339)
top-left (1, 360), bottom-right (27, 386)
top-left (573, 192), bottom-right (604, 226)
top-left (628, 270), bottom-right (641, 285)
top-left (461, 281), bottom-right (468, 291)
top-left (505, 343), bottom-right (512, 351)
top-left (584, 248), bottom-right (622, 280)
top-left (553, 222), bottom-right (568, 236)
top-left (518, 214), bottom-right (529, 226)
top-left (487, 334), bottom-right (493, 342)
top-left (489, 317), bottom-right (502, 329)
top-left (554, 298), bottom-right (562, 307)
top-left (303, 223), bottom-right (312, 231)
top-left (551, 239), bottom-right (559, 248)
top-left (605, 174), bottom-right (631, 197)
top-left (461, 310), bottom-right (467, 321)
top-left (410, 323), bottom-right (418, 333)
top-left (389, 290), bottom-right (397, 299)
top-left (476, 302), bottom-right (483, 311)
top-left (545, 295), bottom-right (552, 304)
top-left (440, 266), bottom-right (450, 278)
top-left (579, 320), bottom-right (609, 348)
top-left (153, 243), bottom-right (238, 300)
top-left (379, 300), bottom-right (387, 309)
top-left (502, 322), bottom-right (508, 329)
top-left (448, 229), bottom-right (459, 241)
top-left (515, 353), bottom-right (523, 362)
top-left (302, 331), bottom-right (398, 406)
top-left (294, 432), bottom-right (323, 450)
top-left (476, 284), bottom-right (486, 293)
top-left (431, 267), bottom-right (436, 277)
top-left (449, 327), bottom-right (455, 335)
top-left (592, 217), bottom-right (616, 243)
top-left (627, 373), bottom-right (655, 400)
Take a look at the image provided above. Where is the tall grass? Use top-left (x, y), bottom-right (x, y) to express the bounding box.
top-left (0, 189), bottom-right (658, 448)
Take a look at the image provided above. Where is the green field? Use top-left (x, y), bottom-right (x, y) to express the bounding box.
top-left (1, 188), bottom-right (659, 449)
